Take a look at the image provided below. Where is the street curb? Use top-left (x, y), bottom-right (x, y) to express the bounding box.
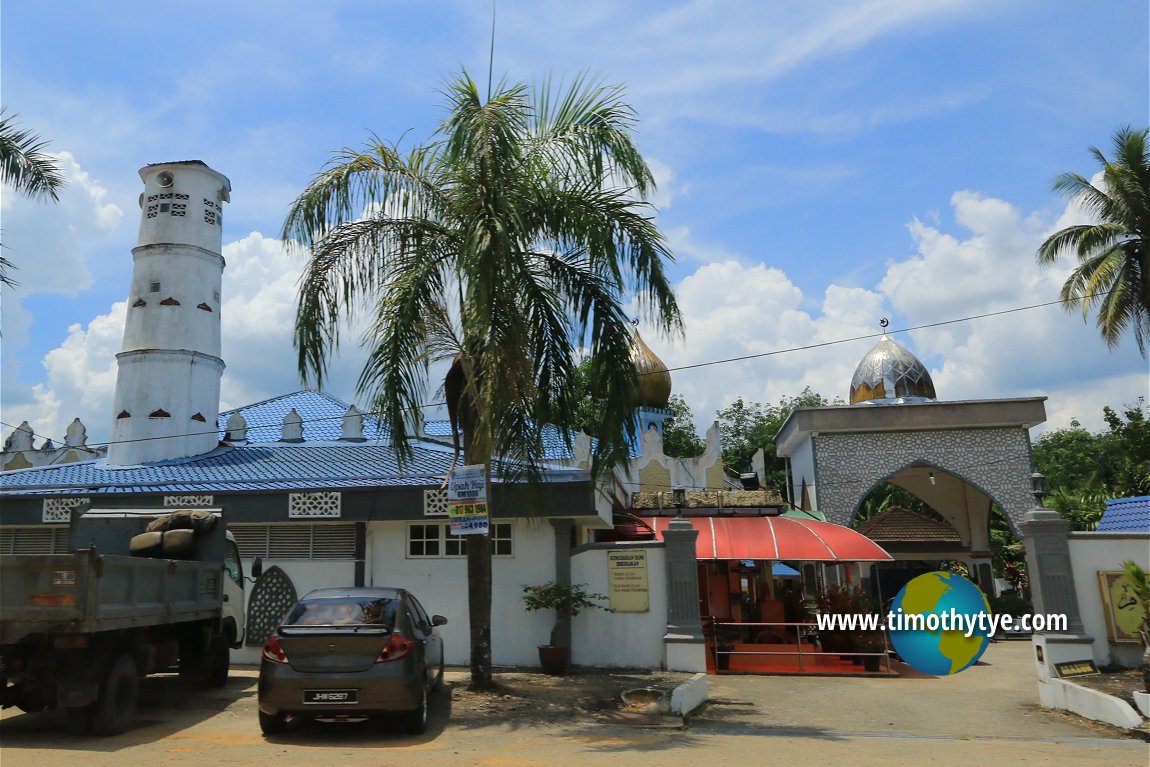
top-left (669, 672), bottom-right (708, 716)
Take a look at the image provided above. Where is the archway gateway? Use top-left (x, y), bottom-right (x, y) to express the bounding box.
top-left (776, 397), bottom-right (1047, 597)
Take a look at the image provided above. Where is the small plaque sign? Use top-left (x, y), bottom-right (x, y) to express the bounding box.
top-left (607, 549), bottom-right (649, 612)
top-left (1053, 660), bottom-right (1100, 678)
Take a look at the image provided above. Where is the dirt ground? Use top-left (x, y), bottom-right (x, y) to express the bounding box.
top-left (1073, 668), bottom-right (1147, 708)
top-left (2, 645), bottom-right (1146, 767)
top-left (444, 667), bottom-right (693, 725)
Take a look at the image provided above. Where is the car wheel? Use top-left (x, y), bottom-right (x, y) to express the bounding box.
top-left (259, 710), bottom-right (289, 735)
top-left (91, 654), bottom-right (139, 735)
top-left (401, 681), bottom-right (429, 735)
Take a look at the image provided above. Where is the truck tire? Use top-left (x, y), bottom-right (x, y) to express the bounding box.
top-left (205, 637), bottom-right (229, 688)
top-left (90, 654), bottom-right (138, 735)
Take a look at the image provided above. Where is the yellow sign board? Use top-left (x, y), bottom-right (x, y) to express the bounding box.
top-left (1098, 570), bottom-right (1145, 643)
top-left (607, 550), bottom-right (649, 612)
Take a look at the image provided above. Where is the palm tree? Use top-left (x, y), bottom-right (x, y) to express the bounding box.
top-left (0, 108), bottom-right (66, 287)
top-left (283, 72), bottom-right (681, 689)
top-left (1036, 126), bottom-right (1150, 357)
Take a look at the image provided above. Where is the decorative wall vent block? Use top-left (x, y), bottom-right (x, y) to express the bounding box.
top-left (288, 491), bottom-right (342, 519)
top-left (190, 412), bottom-right (207, 422)
top-left (133, 298), bottom-right (147, 307)
top-left (196, 302), bottom-right (213, 312)
top-left (159, 297), bottom-right (180, 306)
top-left (164, 495), bottom-right (214, 507)
top-left (148, 409), bottom-right (171, 418)
top-left (43, 497), bottom-right (87, 523)
top-left (117, 410), bottom-right (131, 419)
top-left (423, 488), bottom-right (449, 516)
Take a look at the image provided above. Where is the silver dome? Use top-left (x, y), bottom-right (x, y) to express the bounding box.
top-left (850, 335), bottom-right (937, 404)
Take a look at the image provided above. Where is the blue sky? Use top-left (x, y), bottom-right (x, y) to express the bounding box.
top-left (2, 0), bottom-right (1147, 449)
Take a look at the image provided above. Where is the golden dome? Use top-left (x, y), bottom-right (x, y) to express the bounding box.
top-left (631, 330), bottom-right (672, 408)
top-left (850, 335), bottom-right (936, 404)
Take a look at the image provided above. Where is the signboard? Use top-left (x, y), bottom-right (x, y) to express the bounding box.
top-left (1098, 571), bottom-right (1145, 643)
top-left (1054, 660), bottom-right (1100, 678)
top-left (607, 549), bottom-right (649, 612)
top-left (447, 464), bottom-right (489, 536)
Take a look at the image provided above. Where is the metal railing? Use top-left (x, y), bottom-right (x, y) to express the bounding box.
top-left (707, 619), bottom-right (891, 674)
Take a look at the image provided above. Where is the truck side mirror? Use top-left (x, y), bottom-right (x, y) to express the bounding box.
top-left (250, 556), bottom-right (264, 581)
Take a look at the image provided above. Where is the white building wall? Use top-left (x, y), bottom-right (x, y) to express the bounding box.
top-left (1066, 531), bottom-right (1149, 668)
top-left (571, 544), bottom-right (667, 669)
top-left (364, 519), bottom-right (558, 668)
top-left (234, 558), bottom-right (357, 665)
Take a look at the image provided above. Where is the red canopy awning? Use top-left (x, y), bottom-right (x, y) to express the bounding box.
top-left (639, 515), bottom-right (893, 562)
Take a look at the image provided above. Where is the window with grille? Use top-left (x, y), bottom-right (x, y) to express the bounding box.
top-left (0, 526), bottom-right (70, 555)
top-left (228, 523), bottom-right (356, 560)
top-left (407, 522), bottom-right (512, 558)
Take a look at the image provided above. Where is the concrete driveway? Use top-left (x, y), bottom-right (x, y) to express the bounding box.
top-left (1, 641), bottom-right (1145, 767)
top-left (687, 639), bottom-right (1146, 765)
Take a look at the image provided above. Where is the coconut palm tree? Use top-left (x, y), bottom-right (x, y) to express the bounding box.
top-left (283, 72), bottom-right (681, 689)
top-left (1036, 126), bottom-right (1150, 357)
top-left (0, 108), bottom-right (66, 287)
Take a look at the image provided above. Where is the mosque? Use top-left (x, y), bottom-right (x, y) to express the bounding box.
top-left (1, 159), bottom-right (1046, 672)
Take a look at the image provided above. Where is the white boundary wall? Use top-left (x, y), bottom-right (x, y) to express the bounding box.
top-left (1066, 531), bottom-right (1149, 668)
top-left (571, 542), bottom-right (668, 669)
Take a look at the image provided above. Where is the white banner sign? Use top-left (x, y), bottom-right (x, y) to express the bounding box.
top-left (447, 464), bottom-right (489, 536)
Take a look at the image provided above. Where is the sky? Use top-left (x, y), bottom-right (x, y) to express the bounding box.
top-left (2, 0), bottom-right (1147, 452)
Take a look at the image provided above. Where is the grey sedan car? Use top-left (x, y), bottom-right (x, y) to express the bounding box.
top-left (257, 587), bottom-right (447, 735)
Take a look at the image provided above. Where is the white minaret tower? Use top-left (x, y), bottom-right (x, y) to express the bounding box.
top-left (106, 161), bottom-right (231, 465)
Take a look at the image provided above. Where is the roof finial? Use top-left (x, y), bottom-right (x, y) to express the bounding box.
top-left (631, 317), bottom-right (639, 328)
top-left (879, 317), bottom-right (889, 330)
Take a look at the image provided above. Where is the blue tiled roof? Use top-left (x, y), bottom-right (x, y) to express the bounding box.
top-left (1098, 496), bottom-right (1150, 533)
top-left (0, 442), bottom-right (459, 495)
top-left (218, 390), bottom-right (391, 443)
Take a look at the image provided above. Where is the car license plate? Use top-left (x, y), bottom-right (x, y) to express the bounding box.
top-left (303, 689), bottom-right (358, 704)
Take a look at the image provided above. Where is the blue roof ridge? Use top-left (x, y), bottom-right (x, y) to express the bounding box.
top-left (218, 388), bottom-right (350, 416)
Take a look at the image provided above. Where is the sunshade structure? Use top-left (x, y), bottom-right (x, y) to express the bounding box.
top-left (640, 516), bottom-right (893, 562)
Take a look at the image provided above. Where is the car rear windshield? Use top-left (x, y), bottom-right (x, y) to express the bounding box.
top-left (285, 597), bottom-right (398, 627)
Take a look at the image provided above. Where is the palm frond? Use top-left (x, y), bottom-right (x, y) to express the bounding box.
top-left (0, 109), bottom-right (65, 202)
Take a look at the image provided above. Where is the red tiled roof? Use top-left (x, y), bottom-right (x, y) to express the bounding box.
top-left (854, 506), bottom-right (961, 542)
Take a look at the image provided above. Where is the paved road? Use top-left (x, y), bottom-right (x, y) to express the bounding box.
top-left (1, 641), bottom-right (1145, 766)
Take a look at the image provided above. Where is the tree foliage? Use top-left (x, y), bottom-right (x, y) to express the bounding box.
top-left (1036, 126), bottom-right (1150, 356)
top-left (283, 72), bottom-right (680, 688)
top-left (715, 387), bottom-right (841, 489)
top-left (1033, 403), bottom-right (1150, 530)
top-left (0, 108), bottom-right (66, 287)
top-left (661, 394), bottom-right (706, 458)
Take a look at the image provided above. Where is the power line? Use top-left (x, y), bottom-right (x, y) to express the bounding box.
top-left (0, 292), bottom-right (1116, 453)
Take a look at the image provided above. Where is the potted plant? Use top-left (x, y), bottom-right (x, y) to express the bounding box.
top-left (521, 582), bottom-right (609, 675)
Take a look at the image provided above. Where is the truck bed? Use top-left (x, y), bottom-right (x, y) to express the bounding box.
top-left (0, 547), bottom-right (223, 645)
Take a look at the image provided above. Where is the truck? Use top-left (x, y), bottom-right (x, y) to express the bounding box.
top-left (0, 508), bottom-right (261, 734)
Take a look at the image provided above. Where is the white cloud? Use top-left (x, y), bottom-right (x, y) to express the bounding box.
top-left (642, 187), bottom-right (1144, 436)
top-left (0, 152), bottom-right (121, 297)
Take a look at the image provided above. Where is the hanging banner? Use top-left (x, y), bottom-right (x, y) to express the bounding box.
top-left (447, 464), bottom-right (489, 536)
top-left (607, 549), bottom-right (649, 612)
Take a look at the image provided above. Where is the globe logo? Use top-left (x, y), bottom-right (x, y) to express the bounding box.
top-left (887, 571), bottom-right (993, 676)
